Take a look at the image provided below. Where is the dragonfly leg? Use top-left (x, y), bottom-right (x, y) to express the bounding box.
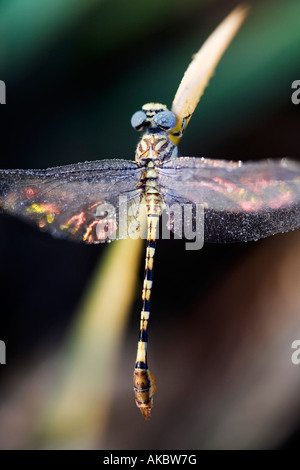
top-left (170, 113), bottom-right (191, 138)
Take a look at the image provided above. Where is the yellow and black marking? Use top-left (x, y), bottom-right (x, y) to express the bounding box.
top-left (133, 212), bottom-right (159, 420)
top-left (133, 103), bottom-right (185, 419)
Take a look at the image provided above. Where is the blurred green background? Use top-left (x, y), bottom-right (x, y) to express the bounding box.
top-left (0, 0), bottom-right (300, 450)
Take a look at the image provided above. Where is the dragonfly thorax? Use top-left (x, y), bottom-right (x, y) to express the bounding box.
top-left (135, 132), bottom-right (178, 165)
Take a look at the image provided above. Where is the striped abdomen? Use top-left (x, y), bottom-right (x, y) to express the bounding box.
top-left (133, 206), bottom-right (160, 419)
top-left (133, 129), bottom-right (176, 420)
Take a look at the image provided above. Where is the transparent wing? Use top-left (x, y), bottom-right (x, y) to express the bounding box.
top-left (0, 159), bottom-right (143, 243)
top-left (159, 157), bottom-right (300, 242)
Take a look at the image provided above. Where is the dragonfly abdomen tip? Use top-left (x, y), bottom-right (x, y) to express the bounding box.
top-left (133, 368), bottom-right (156, 421)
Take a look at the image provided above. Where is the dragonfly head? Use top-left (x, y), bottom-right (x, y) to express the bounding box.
top-left (131, 103), bottom-right (177, 133)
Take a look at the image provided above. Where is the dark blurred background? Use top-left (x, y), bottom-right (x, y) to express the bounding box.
top-left (0, 0), bottom-right (300, 449)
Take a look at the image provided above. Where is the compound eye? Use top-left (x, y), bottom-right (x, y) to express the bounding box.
top-left (152, 111), bottom-right (177, 130)
top-left (131, 110), bottom-right (147, 131)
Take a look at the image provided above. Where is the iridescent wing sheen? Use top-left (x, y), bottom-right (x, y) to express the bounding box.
top-left (159, 157), bottom-right (300, 242)
top-left (0, 159), bottom-right (143, 243)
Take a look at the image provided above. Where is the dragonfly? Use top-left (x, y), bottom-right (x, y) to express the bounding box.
top-left (1, 7), bottom-right (300, 420)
